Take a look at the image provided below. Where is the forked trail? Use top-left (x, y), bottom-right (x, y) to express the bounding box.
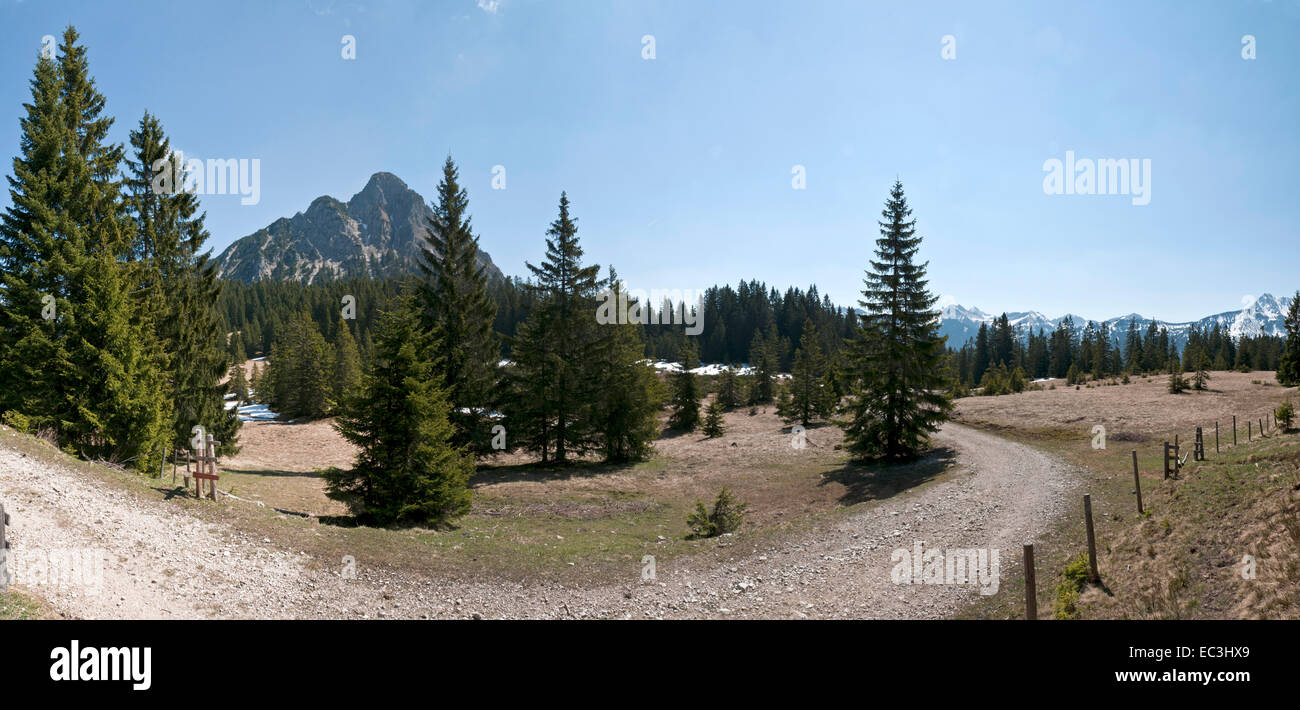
top-left (0, 423), bottom-right (1080, 619)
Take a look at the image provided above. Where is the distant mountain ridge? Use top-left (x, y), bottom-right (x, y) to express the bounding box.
top-left (938, 294), bottom-right (1294, 350)
top-left (215, 172), bottom-right (503, 284)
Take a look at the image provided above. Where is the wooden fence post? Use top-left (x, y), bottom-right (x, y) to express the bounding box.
top-left (1084, 495), bottom-right (1100, 583)
top-left (1132, 450), bottom-right (1143, 515)
top-left (1260, 417), bottom-right (1265, 438)
top-left (1248, 420), bottom-right (1252, 442)
top-left (1194, 427), bottom-right (1204, 461)
top-left (1233, 415), bottom-right (1237, 446)
top-left (1215, 421), bottom-right (1219, 454)
top-left (1023, 543), bottom-right (1037, 621)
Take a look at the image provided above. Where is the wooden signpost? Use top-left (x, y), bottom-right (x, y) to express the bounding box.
top-left (191, 433), bottom-right (221, 501)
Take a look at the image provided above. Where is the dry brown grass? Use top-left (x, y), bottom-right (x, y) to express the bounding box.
top-left (217, 418), bottom-right (354, 517)
top-left (203, 393), bottom-right (960, 583)
top-left (475, 398), bottom-right (882, 527)
top-left (224, 394), bottom-right (944, 530)
top-left (955, 370), bottom-right (1292, 442)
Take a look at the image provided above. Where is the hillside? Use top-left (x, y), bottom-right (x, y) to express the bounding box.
top-left (953, 370), bottom-right (1300, 619)
top-left (214, 172), bottom-right (504, 284)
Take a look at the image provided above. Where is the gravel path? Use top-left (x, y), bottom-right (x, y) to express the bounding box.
top-left (0, 423), bottom-right (1080, 619)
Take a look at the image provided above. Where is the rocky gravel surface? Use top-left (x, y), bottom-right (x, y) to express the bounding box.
top-left (0, 423), bottom-right (1080, 619)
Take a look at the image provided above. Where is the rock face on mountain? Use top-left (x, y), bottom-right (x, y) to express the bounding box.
top-left (215, 172), bottom-right (503, 284)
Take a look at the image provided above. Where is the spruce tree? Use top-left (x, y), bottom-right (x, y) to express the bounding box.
top-left (333, 316), bottom-right (362, 405)
top-left (1167, 357), bottom-right (1187, 394)
top-left (417, 156), bottom-right (499, 452)
top-left (591, 272), bottom-right (662, 461)
top-left (508, 193), bottom-right (602, 462)
top-left (1191, 346), bottom-right (1211, 391)
top-left (0, 27), bottom-right (169, 470)
top-left (715, 366), bottom-right (741, 409)
top-left (322, 292), bottom-right (473, 526)
top-left (228, 364), bottom-right (249, 404)
top-left (124, 111), bottom-right (239, 454)
top-left (747, 325), bottom-right (780, 403)
top-left (702, 398), bottom-right (726, 438)
top-left (1277, 292), bottom-right (1300, 387)
top-left (266, 312), bottom-right (333, 419)
top-left (668, 341), bottom-right (702, 431)
top-left (0, 48), bottom-right (68, 428)
top-left (248, 362), bottom-right (262, 400)
top-left (841, 181), bottom-right (952, 460)
top-left (783, 318), bottom-right (836, 425)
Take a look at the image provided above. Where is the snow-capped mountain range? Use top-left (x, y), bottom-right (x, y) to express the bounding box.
top-left (938, 293), bottom-right (1293, 350)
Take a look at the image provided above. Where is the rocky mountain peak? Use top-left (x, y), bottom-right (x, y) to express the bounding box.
top-left (215, 172), bottom-right (502, 284)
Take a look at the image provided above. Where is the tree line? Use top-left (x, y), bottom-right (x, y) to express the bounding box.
top-left (947, 313), bottom-right (1288, 392)
top-left (217, 274), bottom-right (857, 375)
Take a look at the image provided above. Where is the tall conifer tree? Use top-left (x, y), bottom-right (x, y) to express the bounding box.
top-left (668, 341), bottom-right (702, 431)
top-left (0, 27), bottom-right (169, 469)
top-left (323, 292), bottom-right (472, 526)
top-left (333, 316), bottom-right (363, 404)
top-left (124, 111), bottom-right (240, 454)
top-left (1277, 292), bottom-right (1300, 387)
top-left (591, 271), bottom-right (662, 461)
top-left (508, 193), bottom-right (602, 462)
top-left (782, 318), bottom-right (836, 425)
top-left (841, 181), bottom-right (952, 460)
top-left (417, 156), bottom-right (499, 452)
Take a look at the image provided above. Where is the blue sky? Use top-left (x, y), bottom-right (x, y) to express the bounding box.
top-left (2, 0), bottom-right (1298, 323)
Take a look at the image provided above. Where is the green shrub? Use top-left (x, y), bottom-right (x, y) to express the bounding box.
top-left (1277, 398), bottom-right (1295, 431)
top-left (1, 410), bottom-right (31, 433)
top-left (686, 487), bottom-right (748, 539)
top-left (1053, 553), bottom-right (1091, 620)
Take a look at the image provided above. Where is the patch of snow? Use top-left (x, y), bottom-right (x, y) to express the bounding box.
top-left (236, 403), bottom-right (278, 422)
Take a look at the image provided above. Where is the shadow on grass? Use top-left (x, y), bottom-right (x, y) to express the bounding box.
top-left (470, 457), bottom-right (644, 488)
top-left (220, 466), bottom-right (324, 479)
top-left (150, 485), bottom-right (191, 501)
top-left (819, 446), bottom-right (958, 506)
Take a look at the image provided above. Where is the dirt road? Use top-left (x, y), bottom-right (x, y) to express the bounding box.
top-left (0, 423), bottom-right (1080, 619)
